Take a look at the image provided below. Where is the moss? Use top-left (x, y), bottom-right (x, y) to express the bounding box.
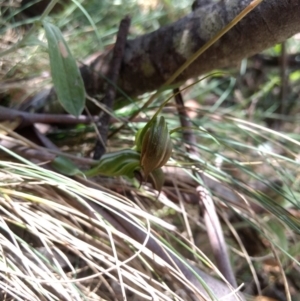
top-left (198, 10), bottom-right (225, 41)
top-left (141, 57), bottom-right (156, 77)
top-left (172, 29), bottom-right (196, 59)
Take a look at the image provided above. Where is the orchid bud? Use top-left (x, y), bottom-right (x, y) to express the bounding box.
top-left (140, 116), bottom-right (173, 179)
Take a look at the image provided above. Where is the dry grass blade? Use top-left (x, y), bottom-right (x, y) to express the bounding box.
top-left (0, 151), bottom-right (208, 301)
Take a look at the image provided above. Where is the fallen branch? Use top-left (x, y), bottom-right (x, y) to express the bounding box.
top-left (23, 0), bottom-right (300, 114)
top-left (87, 0), bottom-right (300, 99)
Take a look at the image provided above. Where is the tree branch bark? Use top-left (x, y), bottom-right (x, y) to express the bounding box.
top-left (87, 0), bottom-right (300, 100)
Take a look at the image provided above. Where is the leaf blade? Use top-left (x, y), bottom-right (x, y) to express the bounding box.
top-left (43, 21), bottom-right (85, 117)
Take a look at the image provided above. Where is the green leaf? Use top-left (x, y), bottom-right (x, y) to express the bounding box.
top-left (149, 168), bottom-right (165, 193)
top-left (43, 21), bottom-right (85, 117)
top-left (51, 156), bottom-right (81, 176)
top-left (84, 149), bottom-right (141, 178)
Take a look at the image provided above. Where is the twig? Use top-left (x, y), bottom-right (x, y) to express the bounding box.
top-left (174, 88), bottom-right (237, 288)
top-left (0, 105), bottom-right (99, 128)
top-left (93, 16), bottom-right (131, 159)
top-left (275, 41), bottom-right (288, 130)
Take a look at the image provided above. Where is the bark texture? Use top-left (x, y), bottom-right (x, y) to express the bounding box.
top-left (88, 0), bottom-right (300, 100)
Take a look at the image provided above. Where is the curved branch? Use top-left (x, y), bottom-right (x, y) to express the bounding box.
top-left (88, 0), bottom-right (300, 99)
